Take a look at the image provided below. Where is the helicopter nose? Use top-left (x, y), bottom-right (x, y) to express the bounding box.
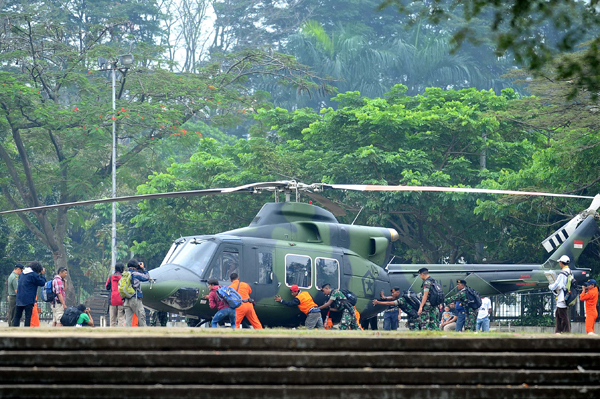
top-left (141, 265), bottom-right (204, 311)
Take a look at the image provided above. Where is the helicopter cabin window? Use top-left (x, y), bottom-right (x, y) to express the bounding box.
top-left (165, 239), bottom-right (218, 276)
top-left (205, 249), bottom-right (240, 281)
top-left (258, 250), bottom-right (273, 284)
top-left (285, 254), bottom-right (312, 289)
top-left (315, 257), bottom-right (340, 290)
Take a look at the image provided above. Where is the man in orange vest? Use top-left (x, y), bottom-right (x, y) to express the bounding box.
top-left (275, 285), bottom-right (324, 329)
top-left (580, 279), bottom-right (598, 335)
top-left (229, 273), bottom-right (263, 329)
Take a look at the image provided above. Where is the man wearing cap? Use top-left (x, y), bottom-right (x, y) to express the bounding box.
top-left (416, 268), bottom-right (440, 330)
top-left (580, 279), bottom-right (598, 335)
top-left (444, 279), bottom-right (476, 332)
top-left (374, 287), bottom-right (401, 331)
top-left (274, 285), bottom-right (324, 329)
top-left (548, 255), bottom-right (572, 333)
top-left (6, 264), bottom-right (23, 325)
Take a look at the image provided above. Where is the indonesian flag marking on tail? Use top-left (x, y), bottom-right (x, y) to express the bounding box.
top-left (574, 240), bottom-right (584, 249)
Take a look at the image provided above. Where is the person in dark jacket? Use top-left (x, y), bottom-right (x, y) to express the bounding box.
top-left (105, 262), bottom-right (125, 327)
top-left (12, 261), bottom-right (46, 327)
top-left (204, 278), bottom-right (236, 328)
top-left (123, 259), bottom-right (149, 327)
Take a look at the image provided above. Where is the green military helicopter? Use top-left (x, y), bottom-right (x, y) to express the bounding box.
top-left (1, 181), bottom-right (597, 327)
top-left (139, 183), bottom-right (597, 327)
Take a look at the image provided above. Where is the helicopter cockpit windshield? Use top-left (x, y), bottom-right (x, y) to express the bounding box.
top-left (160, 238), bottom-right (218, 276)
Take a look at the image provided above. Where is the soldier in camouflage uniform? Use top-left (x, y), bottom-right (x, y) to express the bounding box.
top-left (319, 284), bottom-right (360, 330)
top-left (444, 279), bottom-right (476, 331)
top-left (373, 292), bottom-right (420, 330)
top-left (417, 268), bottom-right (440, 330)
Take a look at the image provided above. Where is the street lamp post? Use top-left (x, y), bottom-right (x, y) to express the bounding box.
top-left (98, 54), bottom-right (134, 271)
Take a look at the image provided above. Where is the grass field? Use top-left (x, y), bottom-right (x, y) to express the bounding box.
top-left (0, 326), bottom-right (595, 338)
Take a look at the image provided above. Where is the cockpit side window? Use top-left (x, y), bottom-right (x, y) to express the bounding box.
top-left (205, 249), bottom-right (240, 281)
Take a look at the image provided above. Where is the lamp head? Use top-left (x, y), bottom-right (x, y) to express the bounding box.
top-left (119, 54), bottom-right (134, 66)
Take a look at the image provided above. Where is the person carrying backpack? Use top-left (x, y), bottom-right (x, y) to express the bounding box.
top-left (548, 255), bottom-right (572, 334)
top-left (50, 267), bottom-right (68, 327)
top-left (444, 279), bottom-right (477, 332)
top-left (123, 259), bottom-right (150, 327)
top-left (416, 268), bottom-right (441, 330)
top-left (372, 290), bottom-right (420, 330)
top-left (105, 263), bottom-right (125, 327)
top-left (318, 283), bottom-right (360, 330)
top-left (203, 278), bottom-right (236, 328)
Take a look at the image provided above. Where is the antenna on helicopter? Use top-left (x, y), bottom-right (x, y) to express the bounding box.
top-left (351, 206), bottom-right (364, 225)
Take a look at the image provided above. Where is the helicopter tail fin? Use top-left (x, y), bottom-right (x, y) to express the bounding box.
top-left (541, 195), bottom-right (600, 267)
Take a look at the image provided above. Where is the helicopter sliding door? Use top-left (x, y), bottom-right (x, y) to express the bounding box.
top-left (247, 245), bottom-right (279, 303)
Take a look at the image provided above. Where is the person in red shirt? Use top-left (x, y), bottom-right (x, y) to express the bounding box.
top-left (580, 279), bottom-right (598, 335)
top-left (203, 278), bottom-right (236, 328)
top-left (105, 263), bottom-right (125, 327)
top-left (229, 273), bottom-right (262, 329)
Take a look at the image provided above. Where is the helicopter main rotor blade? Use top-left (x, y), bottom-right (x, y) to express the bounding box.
top-left (321, 184), bottom-right (596, 200)
top-left (304, 191), bottom-right (347, 217)
top-left (0, 181), bottom-right (293, 216)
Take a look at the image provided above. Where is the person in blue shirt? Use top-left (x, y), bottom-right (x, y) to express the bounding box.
top-left (13, 262), bottom-right (46, 327)
top-left (454, 301), bottom-right (466, 332)
top-left (124, 259), bottom-right (150, 327)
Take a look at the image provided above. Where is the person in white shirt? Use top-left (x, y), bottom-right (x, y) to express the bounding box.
top-left (476, 296), bottom-right (492, 332)
top-left (548, 254), bottom-right (572, 334)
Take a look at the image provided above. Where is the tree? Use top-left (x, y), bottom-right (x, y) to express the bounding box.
top-left (134, 85), bottom-right (541, 265)
top-left (0, 3), bottom-right (327, 300)
top-left (379, 0), bottom-right (600, 98)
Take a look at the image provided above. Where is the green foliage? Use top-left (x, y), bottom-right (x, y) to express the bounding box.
top-left (379, 0), bottom-right (600, 99)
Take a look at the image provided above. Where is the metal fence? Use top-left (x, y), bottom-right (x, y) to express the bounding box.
top-left (491, 290), bottom-right (596, 326)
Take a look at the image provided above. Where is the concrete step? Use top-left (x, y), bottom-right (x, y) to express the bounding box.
top-left (1, 335), bottom-right (599, 352)
top-left (2, 367), bottom-right (599, 385)
top-left (0, 384), bottom-right (598, 399)
top-left (0, 350), bottom-right (598, 369)
top-left (1, 334), bottom-right (598, 398)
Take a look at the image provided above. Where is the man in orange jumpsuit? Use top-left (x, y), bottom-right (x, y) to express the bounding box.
top-left (580, 279), bottom-right (598, 335)
top-left (229, 273), bottom-right (263, 329)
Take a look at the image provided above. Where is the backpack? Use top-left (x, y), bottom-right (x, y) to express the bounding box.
top-left (60, 306), bottom-right (83, 326)
top-left (425, 278), bottom-right (444, 307)
top-left (217, 286), bottom-right (243, 309)
top-left (403, 290), bottom-right (421, 310)
top-left (465, 286), bottom-right (482, 310)
top-left (562, 271), bottom-right (580, 307)
top-left (340, 289), bottom-right (358, 306)
top-left (41, 280), bottom-right (56, 303)
top-left (400, 291), bottom-right (420, 319)
top-left (118, 270), bottom-right (135, 299)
